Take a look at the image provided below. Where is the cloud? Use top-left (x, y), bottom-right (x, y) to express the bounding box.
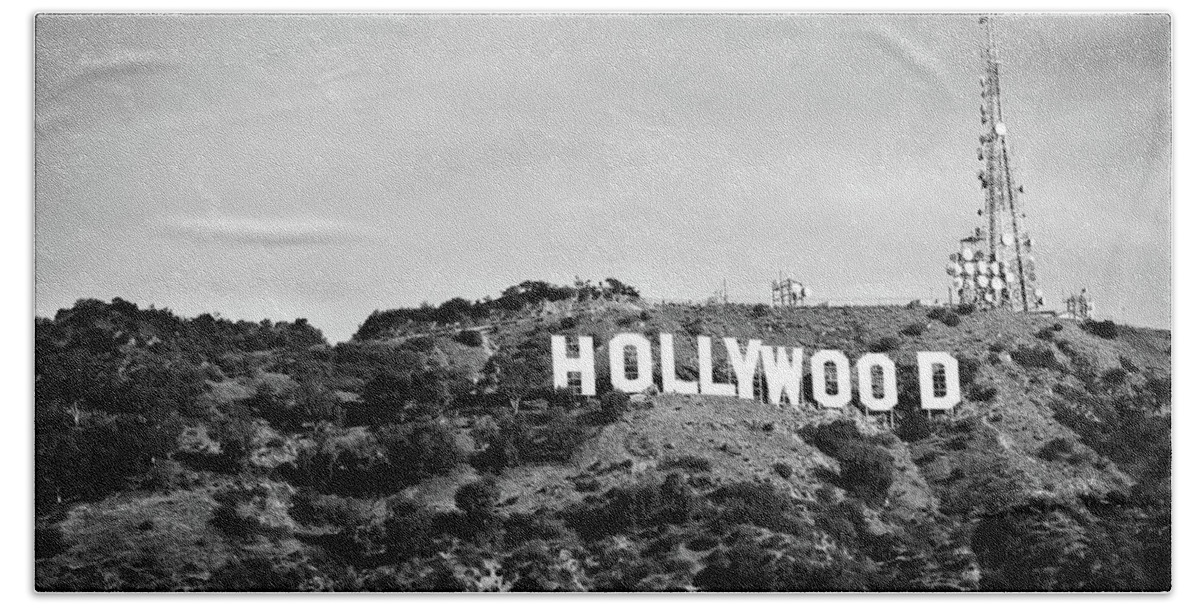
top-left (157, 215), bottom-right (368, 246)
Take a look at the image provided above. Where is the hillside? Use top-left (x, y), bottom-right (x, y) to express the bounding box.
top-left (34, 286), bottom-right (1171, 591)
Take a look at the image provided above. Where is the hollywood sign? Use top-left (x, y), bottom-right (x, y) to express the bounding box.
top-left (551, 334), bottom-right (961, 411)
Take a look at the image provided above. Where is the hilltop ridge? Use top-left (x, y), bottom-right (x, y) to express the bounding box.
top-left (34, 284), bottom-right (1170, 591)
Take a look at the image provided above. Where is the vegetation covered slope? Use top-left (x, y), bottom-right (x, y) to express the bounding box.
top-left (34, 283), bottom-right (1170, 591)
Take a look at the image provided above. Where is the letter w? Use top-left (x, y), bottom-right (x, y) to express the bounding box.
top-left (760, 346), bottom-right (804, 406)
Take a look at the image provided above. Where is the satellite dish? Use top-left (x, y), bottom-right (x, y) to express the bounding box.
top-left (984, 292), bottom-right (996, 303)
top-left (963, 262), bottom-right (975, 275)
top-left (960, 247), bottom-right (975, 261)
top-left (953, 277), bottom-right (964, 289)
top-left (1001, 233), bottom-right (1015, 247)
top-left (995, 122), bottom-right (1008, 136)
top-left (949, 254), bottom-right (958, 263)
top-left (976, 275), bottom-right (989, 288)
top-left (946, 264), bottom-right (957, 276)
top-left (1004, 271), bottom-right (1016, 283)
top-left (1034, 289), bottom-right (1044, 298)
top-left (991, 277), bottom-right (1005, 290)
top-left (989, 262), bottom-right (1000, 275)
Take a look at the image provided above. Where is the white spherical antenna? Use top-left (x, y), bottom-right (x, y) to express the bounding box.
top-left (991, 277), bottom-right (1005, 290)
top-left (976, 275), bottom-right (989, 288)
top-left (960, 247), bottom-right (975, 261)
top-left (995, 122), bottom-right (1008, 136)
top-left (1001, 233), bottom-right (1015, 247)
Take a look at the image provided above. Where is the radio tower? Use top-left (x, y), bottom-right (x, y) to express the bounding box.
top-left (948, 15), bottom-right (1044, 312)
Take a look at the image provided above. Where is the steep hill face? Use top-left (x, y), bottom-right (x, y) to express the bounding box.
top-left (35, 294), bottom-right (1170, 591)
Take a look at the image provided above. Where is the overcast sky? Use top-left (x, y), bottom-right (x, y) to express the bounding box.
top-left (35, 13), bottom-right (1170, 341)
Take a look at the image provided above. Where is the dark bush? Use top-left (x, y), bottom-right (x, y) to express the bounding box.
top-left (453, 330), bottom-right (483, 347)
top-left (377, 420), bottom-right (465, 486)
top-left (771, 462), bottom-right (793, 479)
top-left (837, 442), bottom-right (895, 507)
top-left (895, 410), bottom-right (931, 442)
top-left (967, 384), bottom-right (998, 402)
top-left (900, 323), bottom-right (925, 337)
top-left (1102, 368), bottom-right (1128, 385)
top-left (662, 454), bottom-right (713, 473)
top-left (1036, 437), bottom-right (1075, 461)
top-left (751, 303), bottom-right (770, 317)
top-left (870, 336), bottom-right (901, 352)
top-left (598, 391), bottom-right (631, 424)
top-left (455, 476), bottom-right (501, 520)
top-left (927, 308), bottom-right (947, 321)
top-left (1012, 345), bottom-right (1062, 371)
top-left (708, 482), bottom-right (804, 536)
top-left (523, 410), bottom-right (588, 463)
top-left (1082, 319), bottom-right (1119, 339)
top-left (800, 421), bottom-right (894, 506)
top-left (941, 312), bottom-right (962, 327)
top-left (956, 303), bottom-right (976, 315)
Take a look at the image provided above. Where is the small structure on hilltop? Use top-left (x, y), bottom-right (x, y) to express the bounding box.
top-left (947, 16), bottom-right (1045, 312)
top-left (1064, 288), bottom-right (1096, 320)
top-left (771, 272), bottom-right (807, 308)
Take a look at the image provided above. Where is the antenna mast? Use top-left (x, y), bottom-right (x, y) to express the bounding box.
top-left (950, 15), bottom-right (1044, 312)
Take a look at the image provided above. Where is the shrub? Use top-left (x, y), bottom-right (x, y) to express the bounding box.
top-left (1036, 437), bottom-right (1074, 461)
top-left (751, 303), bottom-right (771, 317)
top-left (836, 442), bottom-right (894, 507)
top-left (524, 409), bottom-right (588, 463)
top-left (941, 312), bottom-right (962, 327)
top-left (1011, 345), bottom-right (1062, 371)
top-left (800, 421), bottom-right (894, 506)
top-left (455, 476), bottom-right (501, 520)
top-left (900, 323), bottom-right (925, 337)
top-left (771, 462), bottom-right (794, 479)
top-left (927, 308), bottom-right (947, 321)
top-left (895, 410), bottom-right (931, 442)
top-left (598, 391), bottom-right (631, 424)
top-left (870, 336), bottom-right (900, 352)
top-left (708, 482), bottom-right (804, 536)
top-left (955, 303), bottom-right (976, 315)
top-left (453, 330), bottom-right (483, 347)
top-left (662, 454), bottom-right (712, 473)
top-left (967, 384), bottom-right (998, 402)
top-left (1102, 368), bottom-right (1128, 385)
top-left (1082, 319), bottom-right (1119, 339)
top-left (377, 420), bottom-right (465, 486)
